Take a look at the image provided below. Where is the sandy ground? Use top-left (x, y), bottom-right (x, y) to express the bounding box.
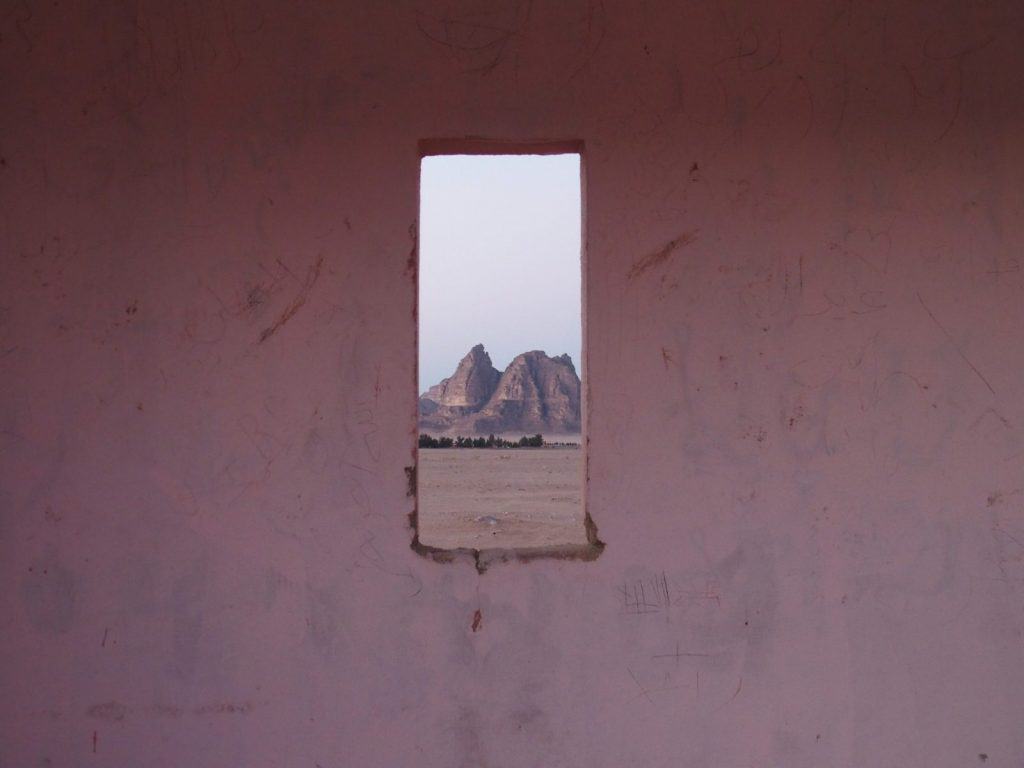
top-left (417, 448), bottom-right (587, 550)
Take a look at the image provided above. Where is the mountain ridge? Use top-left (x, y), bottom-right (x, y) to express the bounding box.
top-left (419, 344), bottom-right (581, 435)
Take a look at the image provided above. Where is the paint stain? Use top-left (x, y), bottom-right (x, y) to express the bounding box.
top-left (244, 285), bottom-right (269, 314)
top-left (406, 220), bottom-right (418, 278)
top-left (87, 702), bottom-right (127, 721)
top-left (193, 701), bottom-right (253, 715)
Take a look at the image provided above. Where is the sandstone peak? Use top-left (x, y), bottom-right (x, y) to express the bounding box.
top-left (422, 343), bottom-right (500, 410)
top-left (419, 345), bottom-right (580, 435)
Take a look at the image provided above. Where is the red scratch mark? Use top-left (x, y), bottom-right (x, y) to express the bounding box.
top-left (101, 627), bottom-right (109, 647)
top-left (471, 609), bottom-right (482, 632)
top-left (92, 731), bottom-right (97, 753)
top-left (627, 230), bottom-right (698, 280)
top-left (661, 347), bottom-right (673, 369)
top-left (258, 254), bottom-right (324, 343)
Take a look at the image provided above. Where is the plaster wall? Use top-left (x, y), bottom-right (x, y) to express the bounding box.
top-left (2, 2), bottom-right (1024, 766)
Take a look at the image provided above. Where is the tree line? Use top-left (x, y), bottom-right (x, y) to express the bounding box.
top-left (419, 433), bottom-right (545, 449)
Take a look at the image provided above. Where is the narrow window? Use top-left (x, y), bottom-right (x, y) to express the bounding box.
top-left (415, 144), bottom-right (601, 562)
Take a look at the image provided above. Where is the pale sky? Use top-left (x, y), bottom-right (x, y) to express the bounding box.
top-left (418, 154), bottom-right (582, 391)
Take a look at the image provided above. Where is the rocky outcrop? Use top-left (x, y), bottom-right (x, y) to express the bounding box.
top-left (421, 344), bottom-right (500, 410)
top-left (419, 345), bottom-right (580, 435)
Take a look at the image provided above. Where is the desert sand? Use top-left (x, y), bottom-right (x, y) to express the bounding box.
top-left (417, 447), bottom-right (587, 550)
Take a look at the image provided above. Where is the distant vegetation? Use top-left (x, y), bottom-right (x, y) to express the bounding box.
top-left (419, 433), bottom-right (545, 449)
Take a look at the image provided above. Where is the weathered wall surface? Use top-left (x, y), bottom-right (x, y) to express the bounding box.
top-left (2, 2), bottom-right (1023, 765)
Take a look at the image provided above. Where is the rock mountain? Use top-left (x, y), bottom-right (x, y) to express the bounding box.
top-left (419, 344), bottom-right (581, 435)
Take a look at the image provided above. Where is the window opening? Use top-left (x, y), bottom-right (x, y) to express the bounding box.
top-left (415, 146), bottom-right (601, 561)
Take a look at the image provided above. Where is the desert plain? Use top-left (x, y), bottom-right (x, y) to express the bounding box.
top-left (417, 446), bottom-right (586, 550)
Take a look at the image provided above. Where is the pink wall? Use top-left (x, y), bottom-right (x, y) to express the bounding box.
top-left (3, 1), bottom-right (1023, 765)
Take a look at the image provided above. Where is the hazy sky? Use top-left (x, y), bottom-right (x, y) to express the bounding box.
top-left (418, 154), bottom-right (582, 390)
